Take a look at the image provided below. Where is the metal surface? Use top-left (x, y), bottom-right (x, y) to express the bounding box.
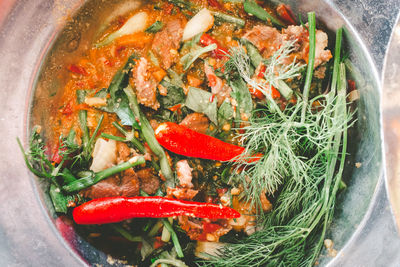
top-left (383, 15), bottom-right (400, 232)
top-left (0, 0), bottom-right (399, 266)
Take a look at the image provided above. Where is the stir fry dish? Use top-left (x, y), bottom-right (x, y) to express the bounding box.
top-left (19, 0), bottom-right (357, 266)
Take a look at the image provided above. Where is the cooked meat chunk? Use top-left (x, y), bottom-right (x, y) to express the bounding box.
top-left (283, 25), bottom-right (332, 68)
top-left (117, 142), bottom-right (132, 163)
top-left (167, 187), bottom-right (198, 200)
top-left (151, 17), bottom-right (186, 69)
top-left (180, 113), bottom-right (209, 134)
top-left (120, 168), bottom-right (140, 197)
top-left (314, 30), bottom-right (332, 67)
top-left (176, 160), bottom-right (194, 188)
top-left (244, 25), bottom-right (332, 69)
top-left (243, 25), bottom-right (284, 58)
top-left (133, 57), bottom-right (160, 110)
top-left (178, 216), bottom-right (232, 241)
top-left (81, 169), bottom-right (139, 199)
top-left (137, 168), bottom-right (160, 195)
top-left (204, 62), bottom-right (231, 106)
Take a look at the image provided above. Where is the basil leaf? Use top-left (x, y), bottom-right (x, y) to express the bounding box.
top-left (145, 21), bottom-right (163, 33)
top-left (185, 86), bottom-right (218, 125)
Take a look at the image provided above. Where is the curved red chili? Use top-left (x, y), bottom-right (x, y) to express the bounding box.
top-left (73, 196), bottom-right (241, 224)
top-left (200, 33), bottom-right (229, 59)
top-left (155, 122), bottom-right (259, 162)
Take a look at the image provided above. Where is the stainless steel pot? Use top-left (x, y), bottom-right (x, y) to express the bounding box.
top-left (0, 0), bottom-right (399, 266)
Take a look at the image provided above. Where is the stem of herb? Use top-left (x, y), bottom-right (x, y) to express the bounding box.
top-left (111, 224), bottom-right (142, 242)
top-left (243, 0), bottom-right (284, 27)
top-left (300, 12), bottom-right (316, 123)
top-left (62, 156), bottom-right (145, 192)
top-left (100, 133), bottom-right (127, 142)
top-left (124, 86), bottom-right (175, 187)
top-left (162, 219), bottom-right (184, 258)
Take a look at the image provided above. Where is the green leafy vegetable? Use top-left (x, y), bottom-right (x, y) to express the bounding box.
top-left (124, 86), bottom-right (175, 187)
top-left (243, 0), bottom-right (283, 27)
top-left (185, 86), bottom-right (218, 125)
top-left (158, 83), bottom-right (186, 108)
top-left (229, 78), bottom-right (253, 121)
top-left (181, 44), bottom-right (217, 71)
top-left (145, 21), bottom-right (164, 33)
top-left (218, 99), bottom-right (234, 125)
top-left (168, 0), bottom-right (245, 27)
top-left (100, 53), bottom-right (140, 128)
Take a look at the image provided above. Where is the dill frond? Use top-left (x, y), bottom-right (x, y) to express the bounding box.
top-left (201, 23), bottom-right (354, 267)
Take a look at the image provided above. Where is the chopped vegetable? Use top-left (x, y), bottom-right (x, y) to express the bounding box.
top-left (145, 20), bottom-right (164, 33)
top-left (185, 86), bottom-right (218, 124)
top-left (243, 0), bottom-right (284, 27)
top-left (63, 156), bottom-right (146, 192)
top-left (200, 33), bottom-right (229, 58)
top-left (95, 11), bottom-right (148, 47)
top-left (182, 8), bottom-right (214, 41)
top-left (73, 196), bottom-right (240, 224)
top-left (181, 43), bottom-right (217, 71)
top-left (124, 86), bottom-right (175, 187)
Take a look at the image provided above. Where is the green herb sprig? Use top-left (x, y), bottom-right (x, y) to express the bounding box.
top-left (201, 14), bottom-right (354, 266)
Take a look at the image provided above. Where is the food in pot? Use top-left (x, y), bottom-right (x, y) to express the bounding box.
top-left (19, 0), bottom-right (356, 265)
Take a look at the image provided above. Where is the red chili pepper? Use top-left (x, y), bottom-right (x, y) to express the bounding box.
top-left (249, 86), bottom-right (265, 100)
top-left (155, 122), bottom-right (262, 162)
top-left (276, 4), bottom-right (296, 25)
top-left (202, 221), bottom-right (222, 233)
top-left (348, 79), bottom-right (356, 91)
top-left (200, 33), bottom-right (229, 59)
top-left (67, 64), bottom-right (88, 76)
top-left (73, 196), bottom-right (240, 224)
top-left (207, 0), bottom-right (222, 9)
top-left (257, 64), bottom-right (267, 79)
top-left (168, 104), bottom-right (182, 113)
top-left (61, 102), bottom-right (73, 115)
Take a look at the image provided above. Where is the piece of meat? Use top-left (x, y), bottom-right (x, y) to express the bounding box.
top-left (167, 187), bottom-right (198, 200)
top-left (81, 169), bottom-right (140, 199)
top-left (133, 57), bottom-right (160, 110)
top-left (283, 25), bottom-right (332, 68)
top-left (117, 142), bottom-right (132, 163)
top-left (81, 175), bottom-right (120, 199)
top-left (243, 25), bottom-right (285, 58)
top-left (151, 17), bottom-right (186, 69)
top-left (179, 113), bottom-right (209, 134)
top-left (176, 160), bottom-right (194, 188)
top-left (137, 168), bottom-right (160, 195)
top-left (120, 168), bottom-right (140, 197)
top-left (204, 62), bottom-right (231, 106)
top-left (178, 216), bottom-right (232, 241)
top-left (314, 30), bottom-right (332, 68)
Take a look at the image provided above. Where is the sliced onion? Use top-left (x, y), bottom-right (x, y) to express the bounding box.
top-left (96, 11), bottom-right (148, 47)
top-left (182, 8), bottom-right (214, 41)
top-left (90, 138), bottom-right (117, 172)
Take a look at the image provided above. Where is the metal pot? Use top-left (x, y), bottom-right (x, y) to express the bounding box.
top-left (0, 0), bottom-right (399, 265)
